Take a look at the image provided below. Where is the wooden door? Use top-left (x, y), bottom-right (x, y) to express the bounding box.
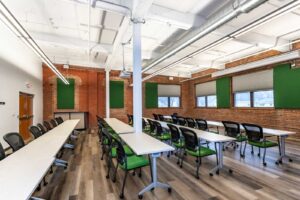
top-left (19, 93), bottom-right (34, 141)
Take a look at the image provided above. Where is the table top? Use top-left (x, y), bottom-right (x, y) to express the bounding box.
top-left (119, 133), bottom-right (174, 155)
top-left (0, 119), bottom-right (79, 200)
top-left (104, 118), bottom-right (134, 134)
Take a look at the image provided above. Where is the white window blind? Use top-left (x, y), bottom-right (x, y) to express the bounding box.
top-left (195, 81), bottom-right (216, 96)
top-left (157, 84), bottom-right (181, 96)
top-left (232, 70), bottom-right (273, 92)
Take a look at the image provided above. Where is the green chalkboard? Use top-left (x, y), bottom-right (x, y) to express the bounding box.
top-left (216, 77), bottom-right (231, 108)
top-left (145, 82), bottom-right (158, 108)
top-left (274, 63), bottom-right (300, 108)
top-left (57, 78), bottom-right (75, 109)
top-left (110, 80), bottom-right (124, 108)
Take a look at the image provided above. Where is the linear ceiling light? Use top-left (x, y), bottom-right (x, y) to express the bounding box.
top-left (142, 0), bottom-right (300, 81)
top-left (211, 50), bottom-right (300, 77)
top-left (0, 1), bottom-right (69, 84)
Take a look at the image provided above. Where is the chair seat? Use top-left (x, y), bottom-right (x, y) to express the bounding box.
top-left (156, 133), bottom-right (171, 140)
top-left (186, 147), bottom-right (216, 157)
top-left (236, 135), bottom-right (247, 142)
top-left (121, 155), bottom-right (149, 170)
top-left (173, 140), bottom-right (184, 148)
top-left (249, 140), bottom-right (278, 148)
top-left (111, 145), bottom-right (134, 157)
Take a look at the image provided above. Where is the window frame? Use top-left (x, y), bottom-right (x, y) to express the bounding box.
top-left (234, 89), bottom-right (274, 108)
top-left (196, 95), bottom-right (217, 108)
top-left (157, 96), bottom-right (181, 108)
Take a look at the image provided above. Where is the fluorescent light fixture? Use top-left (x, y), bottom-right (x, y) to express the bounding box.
top-left (142, 0), bottom-right (300, 82)
top-left (211, 50), bottom-right (300, 78)
top-left (0, 1), bottom-right (69, 85)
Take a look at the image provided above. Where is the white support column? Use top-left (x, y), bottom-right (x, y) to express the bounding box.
top-left (105, 69), bottom-right (110, 118)
top-left (132, 20), bottom-right (143, 133)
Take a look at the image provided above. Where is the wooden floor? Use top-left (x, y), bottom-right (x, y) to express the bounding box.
top-left (34, 129), bottom-right (300, 200)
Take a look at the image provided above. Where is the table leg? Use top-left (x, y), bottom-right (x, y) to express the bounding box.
top-left (138, 153), bottom-right (171, 198)
top-left (209, 142), bottom-right (232, 176)
top-left (276, 136), bottom-right (293, 164)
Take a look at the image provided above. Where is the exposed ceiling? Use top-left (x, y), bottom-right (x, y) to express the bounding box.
top-left (2, 0), bottom-right (300, 78)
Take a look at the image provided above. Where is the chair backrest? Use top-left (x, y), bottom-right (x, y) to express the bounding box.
top-left (37, 123), bottom-right (47, 134)
top-left (185, 118), bottom-right (196, 128)
top-left (242, 123), bottom-right (263, 142)
top-left (167, 123), bottom-right (181, 143)
top-left (171, 115), bottom-right (178, 124)
top-left (195, 119), bottom-right (208, 131)
top-left (158, 114), bottom-right (165, 121)
top-left (153, 113), bottom-right (159, 120)
top-left (43, 121), bottom-right (52, 131)
top-left (29, 126), bottom-right (42, 139)
top-left (142, 118), bottom-right (147, 129)
top-left (172, 113), bottom-right (178, 116)
top-left (222, 121), bottom-right (240, 137)
top-left (153, 121), bottom-right (164, 136)
top-left (50, 119), bottom-right (58, 128)
top-left (115, 138), bottom-right (126, 167)
top-left (179, 127), bottom-right (198, 151)
top-left (147, 119), bottom-right (156, 133)
top-left (0, 142), bottom-right (6, 161)
top-left (127, 114), bottom-right (133, 124)
top-left (3, 132), bottom-right (25, 152)
top-left (177, 117), bottom-right (186, 126)
top-left (55, 117), bottom-right (64, 124)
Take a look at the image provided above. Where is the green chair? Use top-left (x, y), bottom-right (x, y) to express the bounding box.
top-left (222, 121), bottom-right (247, 157)
top-left (113, 139), bottom-right (150, 199)
top-left (147, 119), bottom-right (156, 136)
top-left (167, 123), bottom-right (184, 164)
top-left (142, 118), bottom-right (150, 133)
top-left (153, 121), bottom-right (171, 141)
top-left (179, 127), bottom-right (217, 179)
top-left (242, 123), bottom-right (278, 166)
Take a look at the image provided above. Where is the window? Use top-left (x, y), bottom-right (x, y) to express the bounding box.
top-left (158, 97), bottom-right (168, 108)
top-left (207, 95), bottom-right (217, 107)
top-left (254, 90), bottom-right (274, 107)
top-left (235, 92), bottom-right (251, 107)
top-left (158, 96), bottom-right (180, 108)
top-left (196, 95), bottom-right (217, 108)
top-left (234, 90), bottom-right (274, 108)
top-left (197, 96), bottom-right (206, 107)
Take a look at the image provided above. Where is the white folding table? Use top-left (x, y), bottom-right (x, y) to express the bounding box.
top-left (119, 133), bottom-right (174, 198)
top-left (104, 118), bottom-right (134, 134)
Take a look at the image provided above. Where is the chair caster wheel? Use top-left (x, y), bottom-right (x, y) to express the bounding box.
top-left (216, 170), bottom-right (219, 175)
top-left (289, 159), bottom-right (293, 162)
top-left (275, 161), bottom-right (279, 165)
top-left (251, 151), bottom-right (254, 154)
top-left (43, 181), bottom-right (48, 186)
top-left (106, 175), bottom-right (109, 179)
top-left (229, 169), bottom-right (233, 174)
top-left (196, 176), bottom-right (199, 179)
top-left (257, 153), bottom-right (260, 157)
top-left (112, 179), bottom-right (116, 183)
top-left (180, 165), bottom-right (183, 168)
top-left (132, 172), bottom-right (136, 176)
top-left (168, 188), bottom-right (172, 193)
top-left (120, 193), bottom-right (124, 199)
top-left (209, 173), bottom-right (213, 177)
top-left (138, 173), bottom-right (142, 178)
top-left (263, 163), bottom-right (267, 166)
top-left (279, 160), bottom-right (282, 164)
top-left (176, 161), bottom-right (179, 165)
top-left (138, 194), bottom-right (143, 199)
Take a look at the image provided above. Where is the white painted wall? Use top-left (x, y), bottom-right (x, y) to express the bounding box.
top-left (0, 21), bottom-right (43, 148)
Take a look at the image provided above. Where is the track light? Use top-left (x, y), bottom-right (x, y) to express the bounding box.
top-left (0, 1), bottom-right (69, 85)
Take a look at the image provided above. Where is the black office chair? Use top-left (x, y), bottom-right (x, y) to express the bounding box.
top-left (177, 117), bottom-right (186, 126)
top-left (29, 126), bottom-right (42, 139)
top-left (179, 127), bottom-right (216, 179)
top-left (153, 121), bottom-right (171, 142)
top-left (153, 113), bottom-right (159, 120)
top-left (142, 118), bottom-right (150, 133)
top-left (171, 115), bottom-right (178, 124)
top-left (43, 121), bottom-right (52, 131)
top-left (158, 114), bottom-right (165, 121)
top-left (127, 114), bottom-right (133, 125)
top-left (55, 117), bottom-right (64, 125)
top-left (0, 142), bottom-right (6, 161)
top-left (3, 132), bottom-right (25, 152)
top-left (147, 119), bottom-right (156, 136)
top-left (222, 121), bottom-right (247, 157)
top-left (50, 119), bottom-right (58, 128)
top-left (37, 123), bottom-right (47, 134)
top-left (167, 123), bottom-right (184, 164)
top-left (185, 117), bottom-right (196, 128)
top-left (195, 119), bottom-right (208, 131)
top-left (242, 123), bottom-right (278, 166)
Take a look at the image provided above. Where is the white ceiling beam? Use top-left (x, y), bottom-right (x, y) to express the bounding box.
top-left (30, 31), bottom-right (112, 53)
top-left (147, 4), bottom-right (206, 30)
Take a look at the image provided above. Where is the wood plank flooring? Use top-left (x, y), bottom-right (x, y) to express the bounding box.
top-left (34, 129), bottom-right (300, 200)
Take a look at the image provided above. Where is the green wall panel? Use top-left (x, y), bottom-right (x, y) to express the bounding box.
top-left (216, 77), bottom-right (231, 108)
top-left (274, 63), bottom-right (300, 108)
top-left (110, 80), bottom-right (124, 108)
top-left (57, 78), bottom-right (75, 109)
top-left (145, 82), bottom-right (158, 108)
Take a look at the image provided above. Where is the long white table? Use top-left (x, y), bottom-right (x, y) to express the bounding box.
top-left (104, 118), bottom-right (134, 134)
top-left (119, 133), bottom-right (174, 198)
top-left (0, 119), bottom-right (79, 200)
top-left (145, 118), bottom-right (235, 175)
